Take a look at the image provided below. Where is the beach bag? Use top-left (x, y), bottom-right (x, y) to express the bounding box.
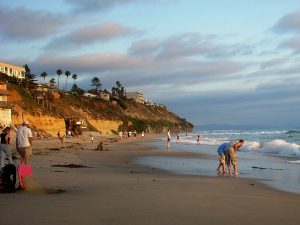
top-left (17, 164), bottom-right (32, 190)
top-left (1, 164), bottom-right (16, 193)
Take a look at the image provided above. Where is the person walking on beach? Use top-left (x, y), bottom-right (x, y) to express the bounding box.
top-left (167, 130), bottom-right (171, 148)
top-left (176, 133), bottom-right (180, 143)
top-left (0, 127), bottom-right (13, 169)
top-left (16, 120), bottom-right (33, 165)
top-left (57, 131), bottom-right (64, 144)
top-left (224, 140), bottom-right (244, 175)
top-left (216, 141), bottom-right (230, 174)
top-left (91, 135), bottom-right (94, 143)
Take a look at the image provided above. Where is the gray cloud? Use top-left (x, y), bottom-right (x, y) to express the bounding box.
top-left (46, 22), bottom-right (139, 49)
top-left (28, 51), bottom-right (245, 89)
top-left (0, 6), bottom-right (68, 40)
top-left (279, 36), bottom-right (300, 54)
top-left (129, 33), bottom-right (255, 60)
top-left (260, 57), bottom-right (289, 70)
top-left (161, 79), bottom-right (300, 127)
top-left (273, 9), bottom-right (300, 33)
top-left (65, 0), bottom-right (167, 13)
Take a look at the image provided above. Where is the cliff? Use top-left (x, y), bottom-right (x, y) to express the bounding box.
top-left (7, 83), bottom-right (193, 136)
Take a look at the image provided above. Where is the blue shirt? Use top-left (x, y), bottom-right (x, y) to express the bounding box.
top-left (217, 142), bottom-right (230, 155)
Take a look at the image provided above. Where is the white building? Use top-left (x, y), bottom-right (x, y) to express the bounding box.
top-left (0, 82), bottom-right (11, 127)
top-left (83, 92), bottom-right (97, 98)
top-left (126, 91), bottom-right (144, 103)
top-left (0, 61), bottom-right (25, 79)
top-left (98, 92), bottom-right (110, 101)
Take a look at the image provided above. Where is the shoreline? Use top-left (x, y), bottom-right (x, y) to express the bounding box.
top-left (1, 133), bottom-right (300, 225)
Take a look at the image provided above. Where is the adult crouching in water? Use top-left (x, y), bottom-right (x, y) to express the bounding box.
top-left (16, 121), bottom-right (33, 165)
top-left (224, 140), bottom-right (244, 176)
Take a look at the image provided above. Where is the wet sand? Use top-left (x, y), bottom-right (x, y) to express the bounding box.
top-left (1, 132), bottom-right (300, 225)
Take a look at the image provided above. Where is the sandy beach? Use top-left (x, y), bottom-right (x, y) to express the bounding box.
top-left (1, 133), bottom-right (300, 225)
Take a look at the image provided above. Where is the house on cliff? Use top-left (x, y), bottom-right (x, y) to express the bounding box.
top-left (126, 91), bottom-right (144, 103)
top-left (0, 61), bottom-right (25, 79)
top-left (0, 82), bottom-right (12, 127)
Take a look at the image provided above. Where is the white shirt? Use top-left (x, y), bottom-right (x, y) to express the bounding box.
top-left (16, 126), bottom-right (33, 148)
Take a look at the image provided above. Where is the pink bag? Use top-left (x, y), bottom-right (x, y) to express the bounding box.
top-left (17, 164), bottom-right (32, 190)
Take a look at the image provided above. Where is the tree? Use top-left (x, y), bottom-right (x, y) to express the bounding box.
top-left (40, 72), bottom-right (48, 84)
top-left (72, 73), bottom-right (78, 85)
top-left (56, 69), bottom-right (62, 89)
top-left (70, 84), bottom-right (84, 95)
top-left (112, 80), bottom-right (125, 99)
top-left (91, 76), bottom-right (102, 93)
top-left (23, 64), bottom-right (37, 89)
top-left (49, 78), bottom-right (56, 86)
top-left (64, 70), bottom-right (71, 90)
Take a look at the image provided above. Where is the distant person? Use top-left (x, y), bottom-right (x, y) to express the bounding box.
top-left (224, 140), bottom-right (244, 175)
top-left (176, 133), bottom-right (180, 143)
top-left (91, 135), bottom-right (94, 143)
top-left (0, 127), bottom-right (13, 169)
top-left (167, 130), bottom-right (171, 148)
top-left (216, 142), bottom-right (230, 174)
top-left (197, 133), bottom-right (201, 144)
top-left (16, 120), bottom-right (33, 165)
top-left (57, 131), bottom-right (64, 144)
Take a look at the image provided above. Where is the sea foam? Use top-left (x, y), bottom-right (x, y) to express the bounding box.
top-left (259, 140), bottom-right (300, 156)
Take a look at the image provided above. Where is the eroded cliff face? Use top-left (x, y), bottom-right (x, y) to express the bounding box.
top-left (7, 83), bottom-right (193, 136)
top-left (88, 119), bottom-right (122, 135)
top-left (12, 114), bottom-right (65, 137)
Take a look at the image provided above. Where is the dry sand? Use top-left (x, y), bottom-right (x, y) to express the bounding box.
top-left (1, 132), bottom-right (300, 225)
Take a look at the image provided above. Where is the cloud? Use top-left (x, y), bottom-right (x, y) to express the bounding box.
top-left (65, 0), bottom-right (168, 13)
top-left (29, 51), bottom-right (245, 88)
top-left (28, 52), bottom-right (149, 75)
top-left (279, 36), bottom-right (300, 54)
top-left (46, 22), bottom-right (139, 49)
top-left (273, 9), bottom-right (300, 33)
top-left (0, 6), bottom-right (68, 40)
top-left (129, 33), bottom-right (254, 60)
top-left (161, 79), bottom-right (300, 127)
top-left (260, 58), bottom-right (289, 70)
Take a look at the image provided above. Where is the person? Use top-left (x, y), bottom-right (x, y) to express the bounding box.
top-left (197, 133), bottom-right (201, 144)
top-left (91, 135), bottom-right (94, 143)
top-left (224, 140), bottom-right (244, 175)
top-left (0, 127), bottom-right (13, 169)
top-left (1, 164), bottom-right (16, 193)
top-left (167, 130), bottom-right (171, 148)
top-left (176, 133), bottom-right (180, 143)
top-left (216, 141), bottom-right (230, 174)
top-left (57, 131), bottom-right (64, 144)
top-left (16, 120), bottom-right (33, 165)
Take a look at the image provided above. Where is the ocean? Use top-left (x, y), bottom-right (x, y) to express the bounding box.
top-left (136, 128), bottom-right (300, 194)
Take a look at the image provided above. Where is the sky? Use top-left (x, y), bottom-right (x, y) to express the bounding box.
top-left (1, 0), bottom-right (300, 128)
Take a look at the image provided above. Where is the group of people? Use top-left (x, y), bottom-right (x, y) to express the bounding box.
top-left (166, 130), bottom-right (244, 175)
top-left (0, 120), bottom-right (33, 192)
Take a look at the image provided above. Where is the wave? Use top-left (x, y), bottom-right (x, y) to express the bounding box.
top-left (285, 130), bottom-right (300, 134)
top-left (288, 160), bottom-right (300, 164)
top-left (243, 139), bottom-right (300, 157)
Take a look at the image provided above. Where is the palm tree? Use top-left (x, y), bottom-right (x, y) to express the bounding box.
top-left (40, 72), bottom-right (48, 84)
top-left (72, 73), bottom-right (78, 85)
top-left (56, 69), bottom-right (62, 89)
top-left (49, 78), bottom-right (56, 86)
top-left (64, 70), bottom-right (71, 90)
